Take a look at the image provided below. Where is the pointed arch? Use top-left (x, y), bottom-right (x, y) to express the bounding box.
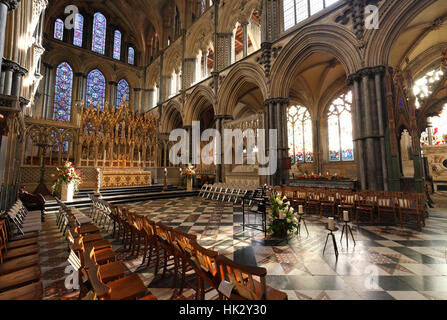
top-left (92, 12), bottom-right (107, 54)
top-left (216, 62), bottom-right (269, 116)
top-left (184, 85), bottom-right (216, 126)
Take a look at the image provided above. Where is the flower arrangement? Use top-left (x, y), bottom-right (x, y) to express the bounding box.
top-left (52, 161), bottom-right (83, 192)
top-left (267, 192), bottom-right (300, 237)
top-left (296, 172), bottom-right (346, 181)
top-left (181, 164), bottom-right (198, 178)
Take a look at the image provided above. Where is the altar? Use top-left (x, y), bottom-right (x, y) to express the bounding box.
top-left (99, 169), bottom-right (152, 189)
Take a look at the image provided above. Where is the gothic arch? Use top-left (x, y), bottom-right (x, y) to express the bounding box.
top-left (364, 0), bottom-right (438, 67)
top-left (218, 0), bottom-right (262, 33)
top-left (270, 24), bottom-right (362, 98)
top-left (43, 52), bottom-right (82, 74)
top-left (160, 100), bottom-right (183, 133)
top-left (184, 85), bottom-right (216, 126)
top-left (216, 62), bottom-right (269, 116)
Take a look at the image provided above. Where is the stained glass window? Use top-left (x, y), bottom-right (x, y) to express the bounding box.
top-left (128, 47), bottom-right (135, 65)
top-left (328, 91), bottom-right (354, 161)
top-left (116, 79), bottom-right (130, 106)
top-left (113, 30), bottom-right (121, 60)
top-left (73, 14), bottom-right (84, 47)
top-left (421, 104), bottom-right (447, 146)
top-left (287, 105), bottom-right (313, 163)
top-left (86, 69), bottom-right (106, 111)
top-left (53, 62), bottom-right (73, 122)
top-left (92, 12), bottom-right (106, 54)
top-left (54, 18), bottom-right (64, 40)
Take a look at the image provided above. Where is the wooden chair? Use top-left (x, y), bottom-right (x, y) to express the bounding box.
top-left (189, 240), bottom-right (220, 300)
top-left (0, 220), bottom-right (39, 263)
top-left (305, 191), bottom-right (320, 216)
top-left (0, 281), bottom-right (43, 300)
top-left (71, 236), bottom-right (116, 265)
top-left (398, 194), bottom-right (425, 230)
top-left (141, 217), bottom-right (158, 268)
top-left (337, 193), bottom-right (357, 221)
top-left (377, 195), bottom-right (398, 225)
top-left (82, 247), bottom-right (127, 284)
top-left (319, 191), bottom-right (337, 218)
top-left (171, 228), bottom-right (199, 298)
top-left (154, 222), bottom-right (177, 287)
top-left (85, 248), bottom-right (147, 300)
top-left (216, 255), bottom-right (288, 300)
top-left (355, 194), bottom-right (376, 224)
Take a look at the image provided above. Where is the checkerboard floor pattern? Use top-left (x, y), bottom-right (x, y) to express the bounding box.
top-left (39, 195), bottom-right (447, 300)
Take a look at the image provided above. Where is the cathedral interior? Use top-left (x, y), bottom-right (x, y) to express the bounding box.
top-left (1, 0), bottom-right (447, 302)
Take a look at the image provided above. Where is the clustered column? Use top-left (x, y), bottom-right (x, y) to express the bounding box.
top-left (264, 98), bottom-right (289, 186)
top-left (108, 81), bottom-right (117, 107)
top-left (348, 66), bottom-right (390, 191)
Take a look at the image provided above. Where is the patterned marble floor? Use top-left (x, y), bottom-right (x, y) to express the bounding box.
top-left (39, 194), bottom-right (447, 300)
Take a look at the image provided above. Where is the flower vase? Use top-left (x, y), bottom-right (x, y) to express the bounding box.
top-left (271, 219), bottom-right (287, 239)
top-left (187, 177), bottom-right (193, 191)
top-left (61, 182), bottom-right (74, 202)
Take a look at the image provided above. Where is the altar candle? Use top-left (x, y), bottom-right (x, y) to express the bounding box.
top-left (328, 217), bottom-right (335, 230)
top-left (343, 211), bottom-right (349, 222)
top-left (104, 149), bottom-right (106, 160)
top-left (298, 205), bottom-right (304, 214)
top-left (164, 167), bottom-right (167, 173)
top-left (138, 152), bottom-right (141, 164)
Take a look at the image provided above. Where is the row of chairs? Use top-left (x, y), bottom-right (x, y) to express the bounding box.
top-left (106, 202), bottom-right (287, 300)
top-left (0, 200), bottom-right (43, 299)
top-left (199, 184), bottom-right (258, 204)
top-left (274, 186), bottom-right (427, 230)
top-left (56, 201), bottom-right (156, 300)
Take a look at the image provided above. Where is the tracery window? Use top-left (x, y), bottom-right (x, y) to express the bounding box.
top-left (413, 69), bottom-right (444, 109)
top-left (328, 91), bottom-right (354, 161)
top-left (283, 0), bottom-right (340, 31)
top-left (92, 12), bottom-right (107, 54)
top-left (128, 47), bottom-right (135, 65)
top-left (73, 14), bottom-right (84, 47)
top-left (117, 79), bottom-right (130, 106)
top-left (113, 30), bottom-right (121, 60)
top-left (53, 62), bottom-right (73, 122)
top-left (54, 18), bottom-right (64, 40)
top-left (86, 69), bottom-right (106, 111)
top-left (287, 105), bottom-right (313, 163)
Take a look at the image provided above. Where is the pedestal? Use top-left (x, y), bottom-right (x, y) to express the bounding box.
top-left (61, 182), bottom-right (74, 202)
top-left (187, 178), bottom-right (193, 191)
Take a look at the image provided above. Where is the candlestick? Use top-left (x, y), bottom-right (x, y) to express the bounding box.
top-left (328, 217), bottom-right (335, 231)
top-left (343, 211), bottom-right (349, 222)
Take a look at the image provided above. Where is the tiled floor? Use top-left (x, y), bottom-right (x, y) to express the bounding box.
top-left (40, 194), bottom-right (447, 300)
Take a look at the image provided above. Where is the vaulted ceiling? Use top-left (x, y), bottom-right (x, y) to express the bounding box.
top-left (45, 0), bottom-right (179, 62)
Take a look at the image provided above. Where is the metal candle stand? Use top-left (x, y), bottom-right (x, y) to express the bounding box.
top-left (340, 219), bottom-right (356, 248)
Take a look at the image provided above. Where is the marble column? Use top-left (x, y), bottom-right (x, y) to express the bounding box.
top-left (347, 66), bottom-right (391, 191)
top-left (0, 1), bottom-right (19, 66)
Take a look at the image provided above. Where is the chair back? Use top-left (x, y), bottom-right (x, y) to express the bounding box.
top-left (216, 254), bottom-right (266, 300)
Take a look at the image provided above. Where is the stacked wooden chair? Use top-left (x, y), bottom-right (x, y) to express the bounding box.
top-left (0, 218), bottom-right (42, 300)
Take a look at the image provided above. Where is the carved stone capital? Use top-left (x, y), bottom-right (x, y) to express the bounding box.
top-left (0, 0), bottom-right (20, 11)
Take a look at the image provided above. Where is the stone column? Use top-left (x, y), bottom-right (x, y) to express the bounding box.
top-left (73, 72), bottom-right (85, 104)
top-left (183, 125), bottom-right (192, 164)
top-left (427, 119), bottom-right (433, 146)
top-left (214, 115), bottom-right (233, 182)
top-left (202, 49), bottom-right (208, 78)
top-left (11, 64), bottom-right (26, 98)
top-left (108, 81), bottom-right (117, 107)
top-left (242, 22), bottom-right (249, 58)
top-left (144, 88), bottom-right (154, 113)
top-left (263, 98), bottom-right (289, 186)
top-left (348, 66), bottom-right (391, 191)
top-left (133, 88), bottom-right (142, 113)
top-left (0, 1), bottom-right (19, 66)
